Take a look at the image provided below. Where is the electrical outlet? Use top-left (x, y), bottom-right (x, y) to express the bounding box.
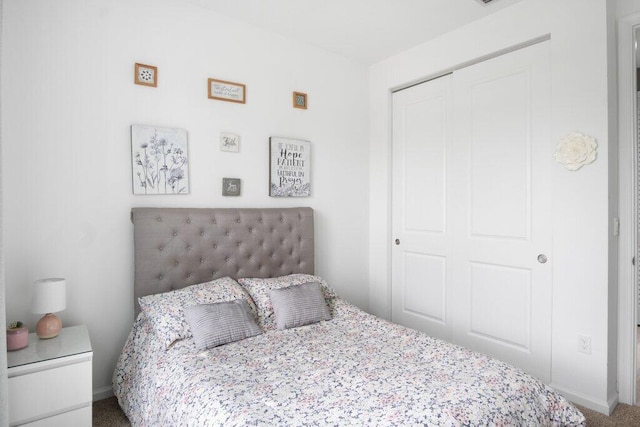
top-left (578, 335), bottom-right (591, 354)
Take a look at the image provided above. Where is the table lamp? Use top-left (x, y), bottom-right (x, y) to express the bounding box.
top-left (31, 278), bottom-right (66, 339)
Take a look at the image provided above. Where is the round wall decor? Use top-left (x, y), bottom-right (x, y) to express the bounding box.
top-left (553, 131), bottom-right (597, 171)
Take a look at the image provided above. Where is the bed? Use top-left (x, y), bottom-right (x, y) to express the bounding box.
top-left (113, 207), bottom-right (585, 426)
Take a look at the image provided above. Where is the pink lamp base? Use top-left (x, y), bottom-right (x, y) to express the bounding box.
top-left (36, 313), bottom-right (62, 339)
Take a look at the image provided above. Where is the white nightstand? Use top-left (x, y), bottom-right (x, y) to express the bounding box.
top-left (7, 325), bottom-right (93, 427)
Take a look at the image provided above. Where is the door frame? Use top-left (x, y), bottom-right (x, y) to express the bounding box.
top-left (617, 12), bottom-right (640, 406)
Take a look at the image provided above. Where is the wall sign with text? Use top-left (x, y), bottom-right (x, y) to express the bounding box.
top-left (269, 137), bottom-right (310, 197)
top-left (208, 78), bottom-right (246, 104)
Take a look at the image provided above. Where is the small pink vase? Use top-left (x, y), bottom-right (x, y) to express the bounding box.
top-left (7, 326), bottom-right (29, 351)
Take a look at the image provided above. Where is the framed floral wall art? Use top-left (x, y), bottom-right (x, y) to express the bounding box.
top-left (134, 63), bottom-right (157, 87)
top-left (131, 125), bottom-right (189, 195)
top-left (269, 137), bottom-right (310, 197)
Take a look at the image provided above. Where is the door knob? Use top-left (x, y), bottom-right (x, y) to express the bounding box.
top-left (537, 254), bottom-right (547, 264)
top-left (395, 239), bottom-right (400, 245)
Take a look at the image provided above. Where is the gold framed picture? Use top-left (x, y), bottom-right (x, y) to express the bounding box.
top-left (134, 63), bottom-right (157, 87)
top-left (293, 91), bottom-right (307, 109)
top-left (208, 78), bottom-right (246, 104)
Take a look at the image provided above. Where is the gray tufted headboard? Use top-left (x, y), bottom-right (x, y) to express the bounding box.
top-left (131, 207), bottom-right (314, 315)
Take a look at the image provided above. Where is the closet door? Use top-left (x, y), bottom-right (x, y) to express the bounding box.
top-left (391, 74), bottom-right (453, 341)
top-left (449, 41), bottom-right (551, 382)
top-left (392, 41), bottom-right (551, 382)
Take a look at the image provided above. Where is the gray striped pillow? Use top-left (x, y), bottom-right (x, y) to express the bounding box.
top-left (184, 299), bottom-right (262, 351)
top-left (268, 282), bottom-right (331, 330)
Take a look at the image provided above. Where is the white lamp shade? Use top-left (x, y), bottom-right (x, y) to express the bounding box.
top-left (31, 278), bottom-right (67, 314)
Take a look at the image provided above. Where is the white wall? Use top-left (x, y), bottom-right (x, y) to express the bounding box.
top-left (369, 0), bottom-right (616, 414)
top-left (0, 0), bottom-right (9, 423)
top-left (607, 0), bottom-right (619, 408)
top-left (1, 0), bottom-right (370, 397)
top-left (617, 0), bottom-right (640, 17)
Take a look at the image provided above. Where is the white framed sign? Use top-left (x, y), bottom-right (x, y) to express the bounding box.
top-left (269, 137), bottom-right (310, 197)
top-left (220, 132), bottom-right (240, 152)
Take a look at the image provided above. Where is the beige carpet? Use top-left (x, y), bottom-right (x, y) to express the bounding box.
top-left (93, 397), bottom-right (130, 426)
top-left (576, 403), bottom-right (640, 426)
top-left (92, 396), bottom-right (640, 426)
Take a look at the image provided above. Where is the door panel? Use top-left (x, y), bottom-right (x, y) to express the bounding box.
top-left (392, 74), bottom-right (452, 341)
top-left (468, 261), bottom-right (531, 350)
top-left (468, 71), bottom-right (530, 239)
top-left (403, 87), bottom-right (448, 234)
top-left (403, 252), bottom-right (446, 324)
top-left (392, 41), bottom-right (551, 382)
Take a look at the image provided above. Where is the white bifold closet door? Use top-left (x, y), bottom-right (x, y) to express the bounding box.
top-left (392, 41), bottom-right (551, 382)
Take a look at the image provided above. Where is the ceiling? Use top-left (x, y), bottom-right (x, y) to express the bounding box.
top-left (188, 0), bottom-right (524, 65)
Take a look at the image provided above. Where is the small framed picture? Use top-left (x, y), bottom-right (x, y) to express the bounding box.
top-left (220, 132), bottom-right (240, 152)
top-left (293, 91), bottom-right (307, 109)
top-left (134, 63), bottom-right (157, 87)
top-left (223, 178), bottom-right (241, 196)
top-left (208, 78), bottom-right (246, 104)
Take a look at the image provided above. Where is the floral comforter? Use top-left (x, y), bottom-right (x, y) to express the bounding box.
top-left (113, 299), bottom-right (585, 426)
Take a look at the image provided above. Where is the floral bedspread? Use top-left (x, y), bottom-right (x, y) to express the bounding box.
top-left (113, 299), bottom-right (585, 426)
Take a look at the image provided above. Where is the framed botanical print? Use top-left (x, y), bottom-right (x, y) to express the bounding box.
top-left (131, 124), bottom-right (189, 195)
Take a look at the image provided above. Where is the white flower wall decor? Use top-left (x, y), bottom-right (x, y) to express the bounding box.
top-left (553, 132), bottom-right (598, 171)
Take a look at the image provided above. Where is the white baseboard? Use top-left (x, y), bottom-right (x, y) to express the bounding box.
top-left (550, 383), bottom-right (618, 415)
top-left (93, 385), bottom-right (114, 402)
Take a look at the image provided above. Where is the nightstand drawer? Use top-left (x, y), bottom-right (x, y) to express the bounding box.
top-left (20, 406), bottom-right (91, 427)
top-left (8, 359), bottom-right (92, 426)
